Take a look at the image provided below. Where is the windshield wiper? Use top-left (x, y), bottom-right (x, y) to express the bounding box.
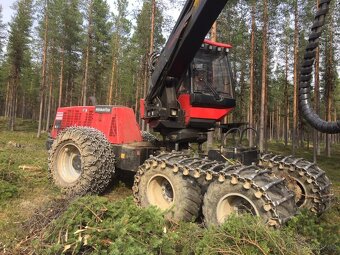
top-left (203, 79), bottom-right (222, 101)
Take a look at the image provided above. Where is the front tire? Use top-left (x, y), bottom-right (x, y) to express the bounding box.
top-left (134, 156), bottom-right (202, 222)
top-left (49, 127), bottom-right (115, 196)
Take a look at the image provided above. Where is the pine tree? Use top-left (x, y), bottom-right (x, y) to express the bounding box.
top-left (313, 0), bottom-right (321, 161)
top-left (129, 0), bottom-right (165, 122)
top-left (37, 0), bottom-right (49, 138)
top-left (82, 0), bottom-right (112, 104)
top-left (324, 0), bottom-right (337, 157)
top-left (0, 5), bottom-right (6, 60)
top-left (6, 0), bottom-right (33, 130)
top-left (249, 0), bottom-right (256, 147)
top-left (108, 0), bottom-right (131, 105)
top-left (259, 0), bottom-right (269, 152)
top-left (47, 0), bottom-right (83, 107)
top-left (0, 5), bottom-right (7, 115)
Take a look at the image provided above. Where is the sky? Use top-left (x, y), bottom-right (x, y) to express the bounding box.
top-left (1, 0), bottom-right (180, 25)
top-left (1, 1), bottom-right (125, 24)
top-left (0, 0), bottom-right (180, 51)
top-left (1, 0), bottom-right (15, 24)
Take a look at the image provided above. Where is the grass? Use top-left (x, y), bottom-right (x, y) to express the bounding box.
top-left (0, 117), bottom-right (339, 254)
top-left (0, 118), bottom-right (58, 248)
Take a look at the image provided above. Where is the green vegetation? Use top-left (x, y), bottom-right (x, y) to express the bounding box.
top-left (0, 119), bottom-right (51, 204)
top-left (0, 119), bottom-right (339, 254)
top-left (33, 197), bottom-right (174, 255)
top-left (287, 208), bottom-right (340, 255)
top-left (0, 118), bottom-right (57, 247)
top-left (28, 196), bottom-right (340, 254)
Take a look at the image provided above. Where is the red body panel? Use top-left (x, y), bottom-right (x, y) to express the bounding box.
top-left (51, 106), bottom-right (142, 144)
top-left (203, 39), bottom-right (232, 49)
top-left (140, 99), bottom-right (145, 119)
top-left (178, 94), bottom-right (234, 125)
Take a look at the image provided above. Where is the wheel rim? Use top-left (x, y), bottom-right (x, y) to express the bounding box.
top-left (216, 193), bottom-right (259, 224)
top-left (147, 174), bottom-right (175, 210)
top-left (57, 143), bottom-right (82, 183)
top-left (284, 175), bottom-right (306, 207)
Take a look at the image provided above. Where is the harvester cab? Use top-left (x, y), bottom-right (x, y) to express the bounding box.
top-left (178, 39), bottom-right (236, 126)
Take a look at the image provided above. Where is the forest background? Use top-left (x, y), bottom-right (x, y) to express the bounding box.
top-left (0, 0), bottom-right (340, 253)
top-left (0, 0), bottom-right (339, 157)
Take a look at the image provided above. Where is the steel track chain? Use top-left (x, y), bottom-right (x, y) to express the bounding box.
top-left (259, 153), bottom-right (332, 213)
top-left (132, 151), bottom-right (296, 226)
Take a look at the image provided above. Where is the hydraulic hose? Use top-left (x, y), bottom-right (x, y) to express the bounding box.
top-left (299, 0), bottom-right (340, 134)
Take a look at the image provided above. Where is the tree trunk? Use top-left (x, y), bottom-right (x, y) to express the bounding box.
top-left (313, 0), bottom-right (320, 162)
top-left (325, 8), bottom-right (334, 158)
top-left (45, 69), bottom-right (53, 131)
top-left (149, 0), bottom-right (156, 54)
top-left (284, 40), bottom-right (289, 146)
top-left (58, 46), bottom-right (65, 108)
top-left (108, 57), bottom-right (116, 104)
top-left (211, 22), bottom-right (217, 42)
top-left (21, 93), bottom-right (25, 119)
top-left (249, 2), bottom-right (255, 147)
top-left (292, 0), bottom-right (299, 155)
top-left (37, 1), bottom-right (49, 138)
top-left (8, 68), bottom-right (19, 131)
top-left (134, 75), bottom-right (139, 113)
top-left (259, 0), bottom-right (268, 152)
top-left (141, 58), bottom-right (149, 131)
top-left (108, 22), bottom-right (120, 105)
top-left (277, 105), bottom-right (280, 141)
top-left (207, 21), bottom-right (218, 150)
top-left (5, 80), bottom-right (10, 117)
top-left (82, 0), bottom-right (93, 106)
top-left (142, 0), bottom-right (156, 131)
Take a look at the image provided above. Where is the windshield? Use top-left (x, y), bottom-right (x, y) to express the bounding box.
top-left (191, 49), bottom-right (234, 98)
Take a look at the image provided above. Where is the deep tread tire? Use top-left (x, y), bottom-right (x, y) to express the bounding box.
top-left (134, 152), bottom-right (296, 226)
top-left (141, 131), bottom-right (159, 145)
top-left (49, 127), bottom-right (115, 196)
top-left (259, 154), bottom-right (332, 214)
top-left (134, 160), bottom-right (202, 222)
top-left (203, 169), bottom-right (296, 227)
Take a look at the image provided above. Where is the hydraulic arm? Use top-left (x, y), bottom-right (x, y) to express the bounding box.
top-left (144, 0), bottom-right (229, 128)
top-left (299, 0), bottom-right (339, 133)
top-left (146, 0), bottom-right (229, 102)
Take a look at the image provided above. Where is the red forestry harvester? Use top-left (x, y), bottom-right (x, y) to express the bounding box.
top-left (47, 0), bottom-right (333, 226)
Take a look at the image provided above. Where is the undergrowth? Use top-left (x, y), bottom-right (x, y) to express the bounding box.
top-left (287, 202), bottom-right (340, 255)
top-left (33, 197), bottom-right (175, 255)
top-left (31, 196), bottom-right (340, 255)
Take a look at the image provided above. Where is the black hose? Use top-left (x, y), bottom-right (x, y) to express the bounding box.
top-left (299, 0), bottom-right (340, 134)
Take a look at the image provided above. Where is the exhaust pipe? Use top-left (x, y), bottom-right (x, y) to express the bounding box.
top-left (299, 0), bottom-right (340, 134)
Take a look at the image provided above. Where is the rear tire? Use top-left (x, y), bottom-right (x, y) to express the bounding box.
top-left (259, 154), bottom-right (332, 214)
top-left (49, 127), bottom-right (115, 196)
top-left (203, 181), bottom-right (271, 226)
top-left (203, 169), bottom-right (296, 227)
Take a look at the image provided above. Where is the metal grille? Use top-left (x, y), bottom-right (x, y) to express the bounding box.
top-left (109, 116), bottom-right (117, 137)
